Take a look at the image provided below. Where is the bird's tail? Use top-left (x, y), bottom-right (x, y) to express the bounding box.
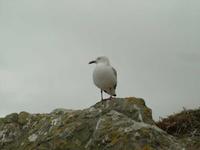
top-left (104, 88), bottom-right (116, 96)
top-left (111, 89), bottom-right (116, 96)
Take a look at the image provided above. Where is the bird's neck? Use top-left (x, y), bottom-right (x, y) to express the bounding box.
top-left (97, 62), bottom-right (110, 66)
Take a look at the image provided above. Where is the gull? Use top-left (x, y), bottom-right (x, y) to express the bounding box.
top-left (89, 56), bottom-right (117, 100)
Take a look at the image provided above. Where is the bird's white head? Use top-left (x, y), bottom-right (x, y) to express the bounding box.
top-left (89, 56), bottom-right (110, 65)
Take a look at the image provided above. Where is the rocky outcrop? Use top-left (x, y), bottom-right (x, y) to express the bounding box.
top-left (0, 97), bottom-right (185, 150)
top-left (157, 107), bottom-right (200, 150)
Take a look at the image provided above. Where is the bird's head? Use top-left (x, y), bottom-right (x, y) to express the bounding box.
top-left (89, 56), bottom-right (110, 65)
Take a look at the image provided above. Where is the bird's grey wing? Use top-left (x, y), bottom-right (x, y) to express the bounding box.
top-left (112, 67), bottom-right (117, 89)
top-left (112, 67), bottom-right (117, 78)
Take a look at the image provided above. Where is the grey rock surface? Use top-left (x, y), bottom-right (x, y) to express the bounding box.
top-left (0, 97), bottom-right (185, 150)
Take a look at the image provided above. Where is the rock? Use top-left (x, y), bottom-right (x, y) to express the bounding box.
top-left (0, 97), bottom-right (185, 150)
top-left (18, 112), bottom-right (30, 125)
top-left (4, 113), bottom-right (18, 123)
top-left (157, 107), bottom-right (200, 150)
top-left (51, 108), bottom-right (76, 115)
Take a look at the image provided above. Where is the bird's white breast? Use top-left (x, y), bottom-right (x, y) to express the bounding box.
top-left (93, 64), bottom-right (116, 90)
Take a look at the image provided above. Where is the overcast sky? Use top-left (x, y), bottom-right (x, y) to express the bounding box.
top-left (0, 0), bottom-right (199, 120)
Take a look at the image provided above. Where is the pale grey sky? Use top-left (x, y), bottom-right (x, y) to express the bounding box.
top-left (0, 0), bottom-right (199, 120)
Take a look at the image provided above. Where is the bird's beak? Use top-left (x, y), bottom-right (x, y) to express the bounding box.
top-left (88, 60), bottom-right (96, 64)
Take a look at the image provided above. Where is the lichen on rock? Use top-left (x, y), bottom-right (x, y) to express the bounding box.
top-left (0, 97), bottom-right (185, 150)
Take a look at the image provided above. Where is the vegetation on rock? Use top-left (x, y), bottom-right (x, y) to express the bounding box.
top-left (0, 97), bottom-right (190, 150)
top-left (157, 108), bottom-right (200, 150)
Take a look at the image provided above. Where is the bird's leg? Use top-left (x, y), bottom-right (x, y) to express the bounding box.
top-left (101, 89), bottom-right (103, 101)
top-left (109, 88), bottom-right (114, 100)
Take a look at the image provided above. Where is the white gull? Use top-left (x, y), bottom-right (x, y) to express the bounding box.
top-left (89, 56), bottom-right (117, 100)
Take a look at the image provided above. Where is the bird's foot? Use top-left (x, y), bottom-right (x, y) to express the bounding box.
top-left (101, 98), bottom-right (108, 101)
top-left (101, 97), bottom-right (114, 101)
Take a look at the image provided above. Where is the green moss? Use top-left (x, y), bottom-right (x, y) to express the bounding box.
top-left (110, 130), bottom-right (121, 145)
top-left (143, 145), bottom-right (153, 150)
top-left (18, 111), bottom-right (30, 125)
top-left (140, 128), bottom-right (151, 137)
top-left (0, 118), bottom-right (4, 124)
top-left (4, 113), bottom-right (18, 123)
top-left (125, 97), bottom-right (145, 106)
